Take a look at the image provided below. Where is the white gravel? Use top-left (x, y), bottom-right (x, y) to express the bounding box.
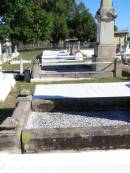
top-left (26, 111), bottom-right (130, 129)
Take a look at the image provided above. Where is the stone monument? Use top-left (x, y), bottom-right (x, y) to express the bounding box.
top-left (94, 0), bottom-right (117, 72)
top-left (3, 38), bottom-right (12, 59)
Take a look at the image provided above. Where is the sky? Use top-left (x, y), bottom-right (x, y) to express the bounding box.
top-left (76, 0), bottom-right (130, 31)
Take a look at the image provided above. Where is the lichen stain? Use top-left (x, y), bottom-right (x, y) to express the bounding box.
top-left (22, 131), bottom-right (31, 151)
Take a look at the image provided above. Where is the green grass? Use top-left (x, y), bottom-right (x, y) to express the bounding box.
top-left (2, 50), bottom-right (42, 71)
top-left (0, 82), bottom-right (35, 124)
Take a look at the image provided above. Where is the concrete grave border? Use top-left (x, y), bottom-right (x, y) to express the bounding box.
top-left (21, 125), bottom-right (130, 153)
top-left (0, 95), bottom-right (32, 153)
top-left (1, 94), bottom-right (130, 153)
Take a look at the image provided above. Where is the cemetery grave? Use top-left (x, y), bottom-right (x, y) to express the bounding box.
top-left (1, 82), bottom-right (130, 153)
top-left (1, 0), bottom-right (130, 156)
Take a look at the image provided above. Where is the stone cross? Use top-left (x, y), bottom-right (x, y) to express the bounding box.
top-left (94, 0), bottom-right (117, 72)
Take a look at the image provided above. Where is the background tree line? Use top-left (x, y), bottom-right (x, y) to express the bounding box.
top-left (0, 0), bottom-right (96, 47)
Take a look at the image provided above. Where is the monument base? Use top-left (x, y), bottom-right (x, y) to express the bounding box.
top-left (93, 44), bottom-right (116, 72)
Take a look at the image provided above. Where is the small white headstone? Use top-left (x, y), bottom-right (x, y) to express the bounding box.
top-left (20, 58), bottom-right (23, 74)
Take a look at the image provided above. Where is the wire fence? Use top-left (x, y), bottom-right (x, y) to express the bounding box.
top-left (17, 41), bottom-right (96, 51)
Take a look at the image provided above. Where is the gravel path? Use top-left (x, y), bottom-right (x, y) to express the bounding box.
top-left (26, 111), bottom-right (130, 129)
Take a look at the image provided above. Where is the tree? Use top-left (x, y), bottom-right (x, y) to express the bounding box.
top-left (0, 24), bottom-right (10, 41)
top-left (0, 0), bottom-right (96, 46)
top-left (41, 0), bottom-right (73, 47)
top-left (114, 25), bottom-right (118, 31)
top-left (0, 0), bottom-right (53, 44)
top-left (68, 3), bottom-right (96, 41)
top-left (51, 16), bottom-right (68, 47)
top-left (128, 36), bottom-right (130, 41)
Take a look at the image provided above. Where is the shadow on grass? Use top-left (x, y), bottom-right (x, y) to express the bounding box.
top-left (0, 108), bottom-right (14, 124)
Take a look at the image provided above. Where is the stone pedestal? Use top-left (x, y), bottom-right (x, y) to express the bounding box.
top-left (32, 61), bottom-right (41, 79)
top-left (94, 44), bottom-right (116, 71)
top-left (94, 0), bottom-right (117, 73)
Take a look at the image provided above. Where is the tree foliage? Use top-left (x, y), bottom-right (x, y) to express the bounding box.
top-left (41, 0), bottom-right (74, 46)
top-left (68, 3), bottom-right (96, 41)
top-left (0, 0), bottom-right (96, 44)
top-left (114, 25), bottom-right (118, 31)
top-left (0, 0), bottom-right (53, 43)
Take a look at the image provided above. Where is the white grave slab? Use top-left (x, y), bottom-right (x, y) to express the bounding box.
top-left (42, 50), bottom-right (83, 62)
top-left (0, 150), bottom-right (130, 173)
top-left (34, 82), bottom-right (130, 99)
top-left (0, 74), bottom-right (16, 102)
top-left (80, 49), bottom-right (94, 57)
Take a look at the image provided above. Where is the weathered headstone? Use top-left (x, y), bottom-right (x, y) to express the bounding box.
top-left (94, 0), bottom-right (117, 72)
top-left (114, 58), bottom-right (122, 77)
top-left (14, 45), bottom-right (18, 54)
top-left (77, 41), bottom-right (80, 52)
top-left (32, 60), bottom-right (41, 78)
top-left (3, 39), bottom-right (12, 58)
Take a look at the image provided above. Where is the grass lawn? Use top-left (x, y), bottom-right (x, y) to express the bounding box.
top-left (0, 82), bottom-right (35, 124)
top-left (2, 50), bottom-right (42, 71)
top-left (1, 76), bottom-right (130, 124)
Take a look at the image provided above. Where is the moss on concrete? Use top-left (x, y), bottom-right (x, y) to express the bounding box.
top-left (22, 131), bottom-right (31, 144)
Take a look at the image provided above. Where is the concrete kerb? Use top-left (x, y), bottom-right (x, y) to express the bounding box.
top-left (0, 95), bottom-right (32, 153)
top-left (21, 96), bottom-right (130, 153)
top-left (1, 93), bottom-right (130, 153)
top-left (21, 125), bottom-right (130, 154)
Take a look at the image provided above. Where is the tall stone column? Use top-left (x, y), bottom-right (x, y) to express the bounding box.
top-left (94, 0), bottom-right (117, 72)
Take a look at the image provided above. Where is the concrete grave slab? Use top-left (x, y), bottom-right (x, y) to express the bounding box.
top-left (33, 82), bottom-right (130, 99)
top-left (0, 150), bottom-right (130, 172)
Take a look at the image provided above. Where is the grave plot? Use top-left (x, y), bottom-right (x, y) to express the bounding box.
top-left (22, 82), bottom-right (130, 153)
top-left (1, 82), bottom-right (130, 153)
top-left (31, 62), bottom-right (114, 82)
